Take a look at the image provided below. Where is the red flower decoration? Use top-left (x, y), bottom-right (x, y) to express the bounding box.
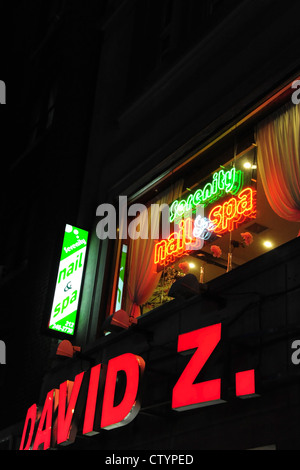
top-left (241, 232), bottom-right (253, 246)
top-left (211, 245), bottom-right (222, 258)
top-left (178, 262), bottom-right (189, 274)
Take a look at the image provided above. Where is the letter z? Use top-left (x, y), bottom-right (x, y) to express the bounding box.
top-left (172, 323), bottom-right (223, 410)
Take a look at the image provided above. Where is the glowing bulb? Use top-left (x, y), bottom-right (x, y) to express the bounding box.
top-left (243, 162), bottom-right (252, 169)
top-left (189, 263), bottom-right (195, 268)
top-left (263, 241), bottom-right (272, 248)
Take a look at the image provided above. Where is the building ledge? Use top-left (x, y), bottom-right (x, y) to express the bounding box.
top-left (83, 236), bottom-right (300, 358)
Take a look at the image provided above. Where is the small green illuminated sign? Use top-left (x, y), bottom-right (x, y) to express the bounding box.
top-left (49, 224), bottom-right (88, 335)
top-left (115, 244), bottom-right (127, 312)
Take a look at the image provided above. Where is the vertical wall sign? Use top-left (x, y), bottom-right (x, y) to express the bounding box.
top-left (48, 224), bottom-right (88, 336)
top-left (115, 244), bottom-right (128, 312)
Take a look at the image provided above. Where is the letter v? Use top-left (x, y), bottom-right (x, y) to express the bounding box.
top-left (57, 371), bottom-right (85, 445)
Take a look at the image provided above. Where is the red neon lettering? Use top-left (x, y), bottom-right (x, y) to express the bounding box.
top-left (154, 218), bottom-right (202, 266)
top-left (208, 187), bottom-right (256, 235)
top-left (172, 323), bottom-right (223, 411)
top-left (32, 390), bottom-right (57, 450)
top-left (56, 371), bottom-right (84, 445)
top-left (100, 353), bottom-right (145, 430)
top-left (19, 404), bottom-right (38, 450)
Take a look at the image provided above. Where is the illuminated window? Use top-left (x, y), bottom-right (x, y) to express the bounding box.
top-left (141, 148), bottom-right (260, 314)
top-left (107, 120), bottom-right (299, 321)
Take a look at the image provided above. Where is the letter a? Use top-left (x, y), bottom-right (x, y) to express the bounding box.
top-left (96, 204), bottom-right (117, 239)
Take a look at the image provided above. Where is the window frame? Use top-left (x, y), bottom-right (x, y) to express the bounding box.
top-left (97, 74), bottom-right (300, 334)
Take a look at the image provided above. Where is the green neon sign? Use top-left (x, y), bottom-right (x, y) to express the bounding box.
top-left (169, 167), bottom-right (244, 222)
top-left (49, 224), bottom-right (88, 336)
top-left (115, 244), bottom-right (128, 312)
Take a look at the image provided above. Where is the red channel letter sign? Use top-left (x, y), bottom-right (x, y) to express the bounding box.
top-left (19, 353), bottom-right (145, 450)
top-left (172, 323), bottom-right (223, 410)
top-left (19, 324), bottom-right (256, 450)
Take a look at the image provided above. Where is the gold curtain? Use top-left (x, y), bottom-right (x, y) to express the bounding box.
top-left (125, 180), bottom-right (183, 319)
top-left (256, 102), bottom-right (300, 221)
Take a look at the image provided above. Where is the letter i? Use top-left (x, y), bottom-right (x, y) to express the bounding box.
top-left (212, 173), bottom-right (218, 196)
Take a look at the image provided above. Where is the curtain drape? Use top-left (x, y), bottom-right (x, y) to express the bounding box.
top-left (256, 102), bottom-right (300, 222)
top-left (125, 181), bottom-right (183, 319)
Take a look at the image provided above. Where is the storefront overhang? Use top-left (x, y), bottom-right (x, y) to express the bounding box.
top-left (13, 233), bottom-right (300, 450)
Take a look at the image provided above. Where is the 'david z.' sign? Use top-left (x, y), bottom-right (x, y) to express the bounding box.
top-left (19, 323), bottom-right (257, 450)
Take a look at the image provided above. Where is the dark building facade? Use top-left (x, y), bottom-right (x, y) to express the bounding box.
top-left (1, 0), bottom-right (300, 451)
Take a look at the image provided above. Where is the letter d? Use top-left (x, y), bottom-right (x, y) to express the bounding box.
top-left (101, 353), bottom-right (145, 430)
top-left (19, 404), bottom-right (38, 450)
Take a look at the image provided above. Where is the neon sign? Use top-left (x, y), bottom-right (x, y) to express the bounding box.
top-left (19, 323), bottom-right (258, 450)
top-left (154, 166), bottom-right (256, 267)
top-left (154, 218), bottom-right (203, 266)
top-left (169, 167), bottom-right (244, 222)
top-left (208, 187), bottom-right (256, 235)
top-left (193, 215), bottom-right (215, 240)
top-left (49, 224), bottom-right (88, 336)
top-left (154, 188), bottom-right (255, 266)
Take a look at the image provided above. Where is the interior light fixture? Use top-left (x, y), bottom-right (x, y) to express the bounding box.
top-left (188, 262), bottom-right (196, 268)
top-left (244, 161), bottom-right (257, 170)
top-left (263, 240), bottom-right (273, 248)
